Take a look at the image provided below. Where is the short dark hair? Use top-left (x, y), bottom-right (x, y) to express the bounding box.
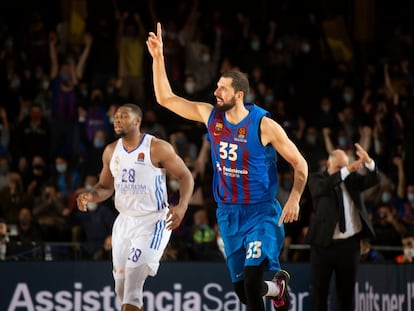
top-left (221, 70), bottom-right (250, 98)
top-left (122, 103), bottom-right (143, 118)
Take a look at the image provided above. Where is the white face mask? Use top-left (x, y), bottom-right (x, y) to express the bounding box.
top-left (184, 81), bottom-right (196, 94)
top-left (87, 202), bottom-right (98, 211)
top-left (404, 248), bottom-right (414, 258)
top-left (168, 179), bottom-right (180, 192)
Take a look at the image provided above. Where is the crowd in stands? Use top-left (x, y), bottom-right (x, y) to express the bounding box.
top-left (0, 0), bottom-right (413, 263)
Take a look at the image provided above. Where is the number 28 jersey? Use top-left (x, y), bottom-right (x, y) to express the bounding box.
top-left (109, 134), bottom-right (169, 217)
top-left (206, 103), bottom-right (278, 205)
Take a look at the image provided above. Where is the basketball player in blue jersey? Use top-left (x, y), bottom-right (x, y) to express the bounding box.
top-left (76, 104), bottom-right (194, 311)
top-left (147, 23), bottom-right (308, 311)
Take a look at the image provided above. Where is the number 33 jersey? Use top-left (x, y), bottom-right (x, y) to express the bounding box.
top-left (207, 104), bottom-right (278, 205)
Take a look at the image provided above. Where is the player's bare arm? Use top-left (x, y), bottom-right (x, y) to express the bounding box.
top-left (147, 22), bottom-right (212, 124)
top-left (151, 138), bottom-right (194, 230)
top-left (76, 143), bottom-right (116, 212)
top-left (260, 117), bottom-right (308, 226)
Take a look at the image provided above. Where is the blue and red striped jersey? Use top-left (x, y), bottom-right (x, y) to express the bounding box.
top-left (207, 103), bottom-right (278, 205)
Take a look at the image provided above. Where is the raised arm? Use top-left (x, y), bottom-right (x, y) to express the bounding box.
top-left (146, 22), bottom-right (212, 124)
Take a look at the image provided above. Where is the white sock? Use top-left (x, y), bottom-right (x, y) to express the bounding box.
top-left (264, 280), bottom-right (280, 297)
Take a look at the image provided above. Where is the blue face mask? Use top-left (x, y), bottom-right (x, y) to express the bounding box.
top-left (381, 192), bottom-right (392, 203)
top-left (93, 137), bottom-right (105, 149)
top-left (245, 94), bottom-right (255, 103)
top-left (338, 136), bottom-right (347, 147)
top-left (408, 193), bottom-right (414, 203)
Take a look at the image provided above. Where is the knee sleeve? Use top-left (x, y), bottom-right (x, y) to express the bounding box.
top-left (122, 265), bottom-right (151, 308)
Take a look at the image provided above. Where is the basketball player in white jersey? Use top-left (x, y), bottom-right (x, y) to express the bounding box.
top-left (77, 104), bottom-right (194, 311)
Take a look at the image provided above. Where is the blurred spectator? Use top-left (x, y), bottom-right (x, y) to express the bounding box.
top-left (6, 207), bottom-right (43, 261)
top-left (11, 103), bottom-right (50, 163)
top-left (33, 183), bottom-right (69, 241)
top-left (372, 203), bottom-right (406, 261)
top-left (360, 238), bottom-right (385, 263)
top-left (0, 155), bottom-right (11, 190)
top-left (26, 155), bottom-right (49, 199)
top-left (0, 172), bottom-right (33, 224)
top-left (116, 12), bottom-right (147, 109)
top-left (0, 106), bottom-right (10, 157)
top-left (72, 198), bottom-right (117, 259)
top-left (50, 155), bottom-right (81, 205)
top-left (0, 218), bottom-right (9, 260)
top-left (141, 109), bottom-right (167, 140)
top-left (395, 230), bottom-right (414, 264)
top-left (188, 207), bottom-right (224, 262)
top-left (48, 31), bottom-right (92, 162)
top-left (82, 129), bottom-right (107, 177)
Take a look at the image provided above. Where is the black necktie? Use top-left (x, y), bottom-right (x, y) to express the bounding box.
top-left (335, 186), bottom-right (346, 233)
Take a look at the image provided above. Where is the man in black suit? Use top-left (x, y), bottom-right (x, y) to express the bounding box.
top-left (305, 143), bottom-right (379, 311)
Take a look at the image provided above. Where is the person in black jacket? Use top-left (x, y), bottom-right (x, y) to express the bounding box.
top-left (305, 143), bottom-right (380, 311)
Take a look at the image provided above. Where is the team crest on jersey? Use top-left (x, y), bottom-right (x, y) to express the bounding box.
top-left (137, 152), bottom-right (145, 162)
top-left (215, 122), bottom-right (223, 132)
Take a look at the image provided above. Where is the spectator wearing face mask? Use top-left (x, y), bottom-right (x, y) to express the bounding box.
top-left (398, 183), bottom-right (414, 231)
top-left (81, 130), bottom-right (107, 178)
top-left (11, 103), bottom-right (50, 163)
top-left (71, 174), bottom-right (118, 259)
top-left (372, 203), bottom-right (406, 261)
top-left (395, 231), bottom-right (414, 264)
top-left (49, 155), bottom-right (81, 208)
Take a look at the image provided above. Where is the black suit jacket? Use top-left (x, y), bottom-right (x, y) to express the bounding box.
top-left (305, 167), bottom-right (380, 247)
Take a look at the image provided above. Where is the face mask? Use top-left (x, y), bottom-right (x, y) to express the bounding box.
top-left (245, 94), bottom-right (255, 103)
top-left (321, 105), bottom-right (330, 112)
top-left (184, 81), bottom-right (196, 94)
top-left (338, 136), bottom-right (347, 148)
top-left (93, 137), bottom-right (105, 149)
top-left (408, 193), bottom-right (414, 203)
top-left (60, 72), bottom-right (71, 81)
top-left (301, 43), bottom-right (311, 53)
top-left (282, 181), bottom-right (292, 190)
top-left (201, 53), bottom-right (210, 63)
top-left (41, 81), bottom-right (49, 90)
top-left (80, 89), bottom-right (88, 97)
top-left (168, 179), bottom-right (179, 192)
top-left (106, 87), bottom-right (114, 94)
top-left (30, 111), bottom-right (42, 122)
top-left (85, 184), bottom-right (94, 191)
top-left (56, 164), bottom-right (67, 174)
top-left (404, 248), bottom-right (414, 258)
top-left (250, 41), bottom-right (260, 51)
top-left (306, 134), bottom-right (316, 145)
top-left (381, 192), bottom-right (391, 203)
top-left (343, 93), bottom-right (352, 103)
top-left (265, 95), bottom-right (274, 103)
top-left (87, 202), bottom-right (98, 211)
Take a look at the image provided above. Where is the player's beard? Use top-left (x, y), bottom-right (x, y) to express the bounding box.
top-left (215, 96), bottom-right (236, 112)
top-left (114, 129), bottom-right (127, 138)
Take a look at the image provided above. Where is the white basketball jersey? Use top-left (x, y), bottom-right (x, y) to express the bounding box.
top-left (110, 134), bottom-right (169, 217)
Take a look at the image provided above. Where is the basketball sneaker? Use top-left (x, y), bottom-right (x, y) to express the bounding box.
top-left (270, 269), bottom-right (290, 311)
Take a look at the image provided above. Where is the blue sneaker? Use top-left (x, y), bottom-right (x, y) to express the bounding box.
top-left (271, 269), bottom-right (290, 311)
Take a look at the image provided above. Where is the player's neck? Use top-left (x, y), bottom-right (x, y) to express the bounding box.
top-left (225, 105), bottom-right (249, 125)
top-left (122, 132), bottom-right (144, 151)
